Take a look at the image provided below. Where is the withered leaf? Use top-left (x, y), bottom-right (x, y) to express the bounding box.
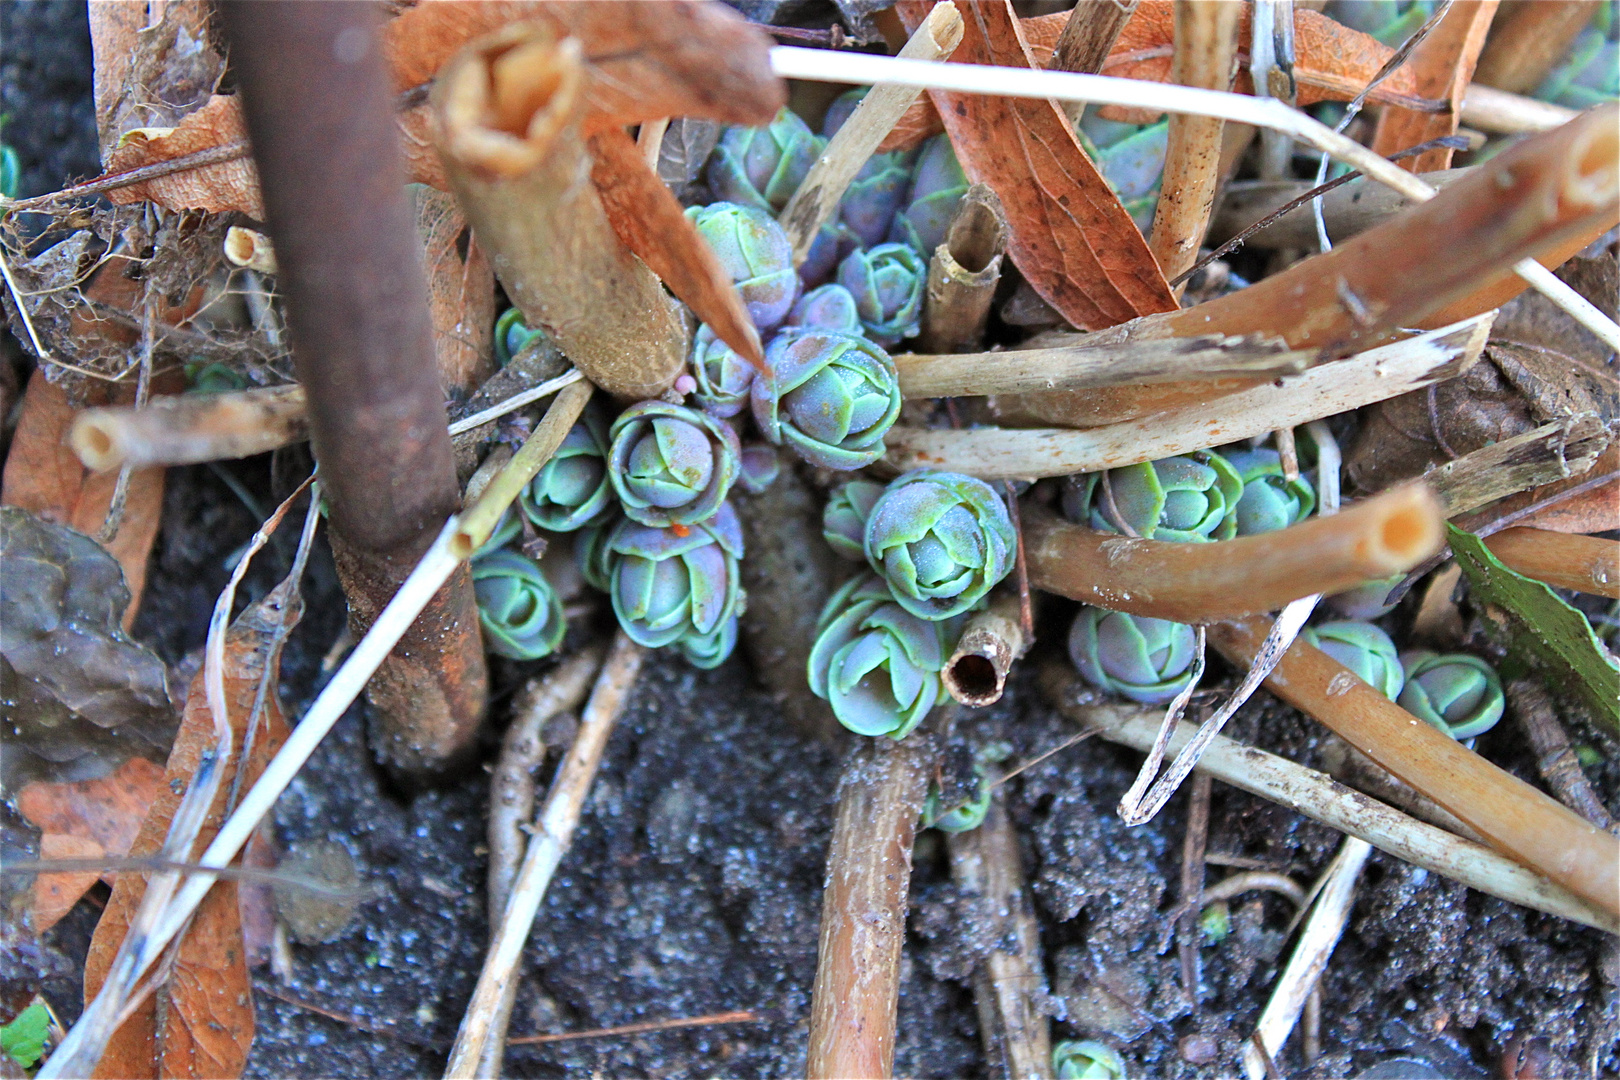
top-left (897, 0), bottom-right (1176, 331)
top-left (656, 117), bottom-right (721, 202)
top-left (413, 185), bottom-right (496, 394)
top-left (590, 127), bottom-right (763, 369)
top-left (87, 0), bottom-right (223, 160)
top-left (102, 95), bottom-right (262, 219)
top-left (84, 578), bottom-right (301, 1080)
top-left (1370, 0), bottom-right (1500, 173)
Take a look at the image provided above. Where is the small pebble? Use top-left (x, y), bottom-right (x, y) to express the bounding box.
top-left (272, 839), bottom-right (362, 944)
top-left (1179, 1033), bottom-right (1218, 1065)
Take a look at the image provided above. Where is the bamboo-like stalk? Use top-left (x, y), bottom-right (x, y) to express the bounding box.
top-left (808, 732), bottom-right (937, 1080)
top-left (918, 184), bottom-right (1008, 355)
top-left (1473, 0), bottom-right (1598, 96)
top-left (1205, 617), bottom-right (1620, 917)
top-left (887, 314), bottom-right (1489, 479)
top-left (1483, 527), bottom-right (1620, 599)
top-left (1023, 484), bottom-right (1443, 623)
top-left (1459, 83), bottom-right (1577, 134)
top-left (223, 226), bottom-right (276, 275)
top-left (1147, 0), bottom-right (1241, 288)
top-left (1209, 168), bottom-right (1470, 251)
top-left (779, 2), bottom-right (963, 262)
top-left (446, 631), bottom-right (646, 1079)
top-left (1046, 0), bottom-right (1141, 123)
top-left (70, 385), bottom-right (307, 471)
top-left (1425, 416), bottom-right (1610, 517)
top-left (946, 794), bottom-right (1053, 1080)
top-left (1056, 689), bottom-right (1617, 933)
top-left (430, 24), bottom-right (685, 400)
top-left (942, 592), bottom-right (1026, 707)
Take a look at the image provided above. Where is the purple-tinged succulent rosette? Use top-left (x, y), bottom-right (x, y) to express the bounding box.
top-left (863, 469), bottom-right (1016, 621)
top-left (751, 328), bottom-right (901, 470)
top-left (707, 108), bottom-right (823, 214)
top-left (685, 202), bottom-right (798, 331)
top-left (605, 501), bottom-right (745, 669)
top-left (689, 324), bottom-right (756, 418)
top-left (607, 400), bottom-right (740, 528)
top-left (520, 404), bottom-right (614, 532)
top-left (837, 242), bottom-right (926, 346)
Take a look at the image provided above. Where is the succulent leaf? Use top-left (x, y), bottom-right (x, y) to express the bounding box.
top-left (837, 242), bottom-right (926, 345)
top-left (472, 549), bottom-right (566, 660)
top-left (685, 201), bottom-right (799, 330)
top-left (689, 324), bottom-right (756, 418)
top-left (707, 108), bottom-right (824, 213)
top-left (606, 502), bottom-right (745, 666)
top-left (1064, 450), bottom-right (1244, 542)
top-left (1397, 651), bottom-right (1505, 739)
top-left (1068, 606), bottom-right (1199, 704)
top-left (608, 400), bottom-right (740, 527)
top-left (888, 134), bottom-right (968, 256)
top-left (1302, 620), bottom-right (1404, 700)
top-left (807, 573), bottom-right (951, 739)
top-left (823, 479), bottom-right (886, 562)
top-left (1053, 1039), bottom-right (1128, 1080)
top-left (788, 284), bottom-right (865, 336)
top-left (520, 404), bottom-right (615, 532)
top-left (864, 470), bottom-right (1016, 620)
top-left (1223, 448), bottom-right (1316, 535)
top-left (752, 328), bottom-right (902, 470)
top-left (922, 766), bottom-right (991, 832)
top-left (494, 306), bottom-right (545, 367)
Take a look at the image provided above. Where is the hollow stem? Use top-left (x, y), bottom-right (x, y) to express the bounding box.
top-left (1205, 617), bottom-right (1620, 917)
top-left (1023, 484), bottom-right (1444, 624)
top-left (918, 183), bottom-right (1008, 355)
top-left (431, 24), bottom-right (685, 400)
top-left (943, 592), bottom-right (1027, 708)
top-left (808, 730), bottom-right (938, 1079)
top-left (1483, 527), bottom-right (1620, 599)
top-left (70, 385), bottom-right (307, 471)
top-left (1459, 83), bottom-right (1576, 134)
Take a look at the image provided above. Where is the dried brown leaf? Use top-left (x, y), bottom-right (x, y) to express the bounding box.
top-left (101, 95), bottom-right (262, 219)
top-left (414, 186), bottom-right (495, 393)
top-left (589, 127), bottom-right (763, 369)
top-left (87, 0), bottom-right (223, 160)
top-left (1, 371), bottom-right (164, 624)
top-left (897, 0), bottom-right (1176, 331)
top-left (1371, 0), bottom-right (1501, 172)
top-left (16, 757), bottom-right (165, 932)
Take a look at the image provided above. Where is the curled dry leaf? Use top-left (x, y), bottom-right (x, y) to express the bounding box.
top-left (413, 184), bottom-right (496, 394)
top-left (101, 95), bottom-right (262, 219)
top-left (83, 578), bottom-right (301, 1080)
top-left (896, 0), bottom-right (1176, 332)
top-left (1371, 0), bottom-right (1501, 173)
top-left (87, 0), bottom-right (223, 159)
top-left (16, 757), bottom-right (165, 932)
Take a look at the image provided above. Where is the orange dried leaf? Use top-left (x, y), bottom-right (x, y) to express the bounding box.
top-left (416, 186), bottom-right (496, 393)
top-left (589, 127), bottom-right (763, 370)
top-left (1, 371), bottom-right (164, 624)
top-left (898, 0), bottom-right (1176, 331)
top-left (1371, 0), bottom-right (1500, 172)
top-left (102, 95), bottom-right (262, 218)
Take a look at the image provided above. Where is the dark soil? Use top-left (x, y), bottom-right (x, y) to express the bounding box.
top-left (5, 5), bottom-right (1617, 1079)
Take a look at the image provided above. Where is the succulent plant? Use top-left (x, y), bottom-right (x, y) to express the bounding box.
top-left (823, 479), bottom-right (886, 562)
top-left (822, 92), bottom-right (918, 247)
top-left (520, 405), bottom-right (614, 532)
top-left (864, 470), bottom-right (1016, 621)
top-left (472, 549), bottom-right (566, 660)
top-left (1224, 447), bottom-right (1316, 535)
top-left (574, 516), bottom-right (617, 593)
top-left (889, 133), bottom-right (968, 256)
top-left (689, 324), bottom-right (756, 418)
top-left (752, 328), bottom-right (902, 470)
top-left (737, 443), bottom-right (781, 494)
top-left (799, 220), bottom-right (862, 289)
top-left (607, 400), bottom-right (740, 528)
top-left (606, 502), bottom-right (745, 665)
top-left (1053, 1039), bottom-right (1128, 1080)
top-left (1068, 607), bottom-right (1199, 705)
top-left (707, 108), bottom-right (823, 212)
top-left (837, 242), bottom-right (927, 346)
top-left (788, 283), bottom-right (865, 336)
top-left (1063, 451), bottom-right (1244, 542)
top-left (685, 202), bottom-right (799, 330)
top-left (1397, 651), bottom-right (1505, 739)
top-left (1326, 573), bottom-right (1404, 620)
top-left (494, 306), bottom-right (545, 367)
top-left (922, 766), bottom-right (991, 832)
top-left (1302, 620), bottom-right (1404, 700)
top-left (807, 573), bottom-right (952, 739)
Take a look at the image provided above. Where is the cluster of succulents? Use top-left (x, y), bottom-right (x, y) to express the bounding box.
top-left (811, 470), bottom-right (1018, 738)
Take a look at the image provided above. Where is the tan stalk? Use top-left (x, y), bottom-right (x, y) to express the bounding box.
top-left (918, 183), bottom-right (1009, 354)
top-left (1210, 167), bottom-right (1470, 251)
top-left (1046, 0), bottom-right (1141, 123)
top-left (1483, 527), bottom-right (1620, 598)
top-left (1472, 0), bottom-right (1598, 96)
top-left (942, 592), bottom-right (1027, 708)
top-left (1459, 83), bottom-right (1576, 133)
top-left (223, 226), bottom-right (277, 274)
top-left (430, 24), bottom-right (685, 400)
top-left (70, 385), bottom-right (307, 471)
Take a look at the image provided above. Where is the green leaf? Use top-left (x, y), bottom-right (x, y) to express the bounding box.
top-left (1448, 523), bottom-right (1620, 730)
top-left (1, 1000), bottom-right (50, 1070)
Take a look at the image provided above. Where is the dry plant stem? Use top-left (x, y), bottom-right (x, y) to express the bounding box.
top-left (946, 794), bottom-right (1053, 1080)
top-left (223, 226), bottom-right (276, 275)
top-left (918, 183), bottom-right (1008, 354)
top-left (1242, 836), bottom-right (1372, 1080)
top-left (1206, 617), bottom-right (1620, 916)
top-left (0, 139), bottom-right (251, 215)
top-left (636, 117), bottom-right (669, 169)
top-left (431, 24), bottom-right (684, 400)
top-left (1459, 83), bottom-right (1576, 134)
top-left (1177, 772), bottom-right (1213, 1005)
top-left (508, 1011), bottom-right (761, 1046)
top-left (479, 645), bottom-right (606, 1080)
top-left (1472, 1), bottom-right (1596, 97)
top-left (222, 0), bottom-right (486, 781)
top-left (1023, 484), bottom-right (1443, 623)
top-left (445, 631), bottom-right (646, 1080)
top-left (70, 385), bottom-right (308, 471)
top-left (1507, 678), bottom-right (1615, 831)
top-left (1210, 167), bottom-right (1470, 251)
top-left (808, 732), bottom-right (937, 1080)
top-left (897, 333), bottom-right (1308, 398)
top-left (1483, 527), bottom-right (1620, 599)
top-left (779, 1), bottom-right (964, 261)
top-left (943, 592), bottom-right (1027, 707)
top-left (890, 314), bottom-right (1489, 478)
top-left (1062, 696), bottom-right (1617, 933)
top-left (1046, 0), bottom-right (1140, 123)
top-left (1147, 0), bottom-right (1241, 288)
top-left (1424, 416), bottom-right (1611, 518)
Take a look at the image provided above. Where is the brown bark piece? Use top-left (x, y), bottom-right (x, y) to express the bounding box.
top-left (896, 0), bottom-right (1176, 332)
top-left (1371, 0), bottom-right (1501, 172)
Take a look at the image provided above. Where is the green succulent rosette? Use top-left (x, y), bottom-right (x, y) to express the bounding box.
top-left (471, 549), bottom-right (566, 660)
top-left (707, 107), bottom-right (824, 213)
top-left (607, 400), bottom-right (740, 528)
top-left (685, 201), bottom-right (799, 331)
top-left (1223, 447), bottom-right (1316, 535)
top-left (493, 307), bottom-right (545, 367)
top-left (520, 404), bottom-right (614, 532)
top-left (1397, 651), bottom-right (1505, 739)
top-left (864, 469), bottom-right (1016, 621)
top-left (922, 766), bottom-right (991, 833)
top-left (823, 479), bottom-right (886, 562)
top-left (787, 283), bottom-right (865, 336)
top-left (1053, 1039), bottom-right (1127, 1080)
top-left (888, 133), bottom-right (968, 256)
top-left (824, 90), bottom-right (919, 248)
top-left (1068, 607), bottom-right (1199, 705)
top-left (1064, 450), bottom-right (1244, 542)
top-left (472, 503), bottom-right (523, 559)
top-left (689, 324), bottom-right (756, 418)
top-left (605, 502), bottom-right (745, 667)
top-left (1302, 620), bottom-right (1404, 700)
top-left (807, 573), bottom-right (953, 739)
top-left (751, 328), bottom-right (901, 470)
top-left (574, 515), bottom-right (618, 593)
top-left (837, 242), bottom-right (926, 346)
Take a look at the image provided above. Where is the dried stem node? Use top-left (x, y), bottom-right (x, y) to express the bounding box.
top-left (71, 385), bottom-right (308, 471)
